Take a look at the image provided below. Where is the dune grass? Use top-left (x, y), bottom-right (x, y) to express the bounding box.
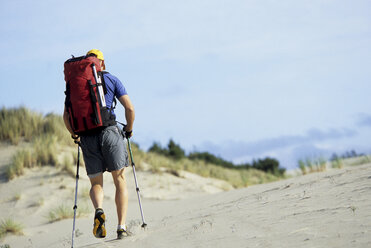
top-left (0, 218), bottom-right (23, 238)
top-left (133, 149), bottom-right (281, 188)
top-left (0, 107), bottom-right (71, 145)
top-left (6, 149), bottom-right (34, 180)
top-left (6, 137), bottom-right (59, 180)
top-left (0, 107), bottom-right (42, 145)
top-left (298, 157), bottom-right (327, 175)
top-left (332, 158), bottom-right (344, 169)
top-left (2, 107), bottom-right (75, 180)
top-left (60, 153), bottom-right (75, 178)
top-left (2, 107), bottom-right (283, 187)
top-left (345, 155), bottom-right (370, 167)
top-left (298, 155), bottom-right (371, 175)
top-left (47, 203), bottom-right (90, 223)
top-left (33, 135), bottom-right (58, 166)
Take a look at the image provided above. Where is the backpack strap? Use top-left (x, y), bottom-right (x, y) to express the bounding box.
top-left (99, 71), bottom-right (117, 112)
top-left (111, 98), bottom-right (117, 110)
top-left (99, 71), bottom-right (109, 95)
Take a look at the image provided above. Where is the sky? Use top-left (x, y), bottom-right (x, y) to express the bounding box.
top-left (0, 0), bottom-right (370, 169)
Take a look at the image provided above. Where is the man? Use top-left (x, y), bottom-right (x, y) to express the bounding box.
top-left (63, 49), bottom-right (135, 239)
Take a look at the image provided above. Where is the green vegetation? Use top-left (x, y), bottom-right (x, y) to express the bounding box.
top-left (1, 107), bottom-right (75, 180)
top-left (61, 153), bottom-right (75, 178)
top-left (143, 142), bottom-right (283, 188)
top-left (188, 151), bottom-right (235, 168)
top-left (6, 149), bottom-right (34, 180)
top-left (47, 203), bottom-right (90, 223)
top-left (0, 218), bottom-right (23, 238)
top-left (331, 158), bottom-right (344, 169)
top-left (33, 135), bottom-right (58, 166)
top-left (298, 151), bottom-right (371, 174)
top-left (149, 139), bottom-right (186, 160)
top-left (149, 140), bottom-right (286, 177)
top-left (1, 107), bottom-right (286, 187)
top-left (251, 158), bottom-right (285, 176)
top-left (0, 107), bottom-right (71, 145)
top-left (330, 151), bottom-right (371, 168)
top-left (153, 154), bottom-right (277, 187)
top-left (6, 139), bottom-right (59, 180)
top-left (298, 157), bottom-right (327, 175)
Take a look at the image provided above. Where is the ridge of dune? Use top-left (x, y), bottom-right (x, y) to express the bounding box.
top-left (1, 144), bottom-right (370, 248)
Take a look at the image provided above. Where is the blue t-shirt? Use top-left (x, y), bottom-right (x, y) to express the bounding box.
top-left (103, 72), bottom-right (127, 115)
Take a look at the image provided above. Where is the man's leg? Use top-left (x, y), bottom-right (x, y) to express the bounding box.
top-left (111, 169), bottom-right (128, 226)
top-left (89, 173), bottom-right (106, 238)
top-left (89, 173), bottom-right (104, 209)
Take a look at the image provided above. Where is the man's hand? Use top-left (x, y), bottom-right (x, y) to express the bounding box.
top-left (124, 126), bottom-right (133, 138)
top-left (71, 134), bottom-right (80, 144)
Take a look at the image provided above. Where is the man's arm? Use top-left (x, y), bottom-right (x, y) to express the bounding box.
top-left (118, 95), bottom-right (135, 135)
top-left (63, 107), bottom-right (78, 138)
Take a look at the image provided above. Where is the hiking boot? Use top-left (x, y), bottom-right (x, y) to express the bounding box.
top-left (93, 208), bottom-right (106, 238)
top-left (117, 228), bottom-right (132, 239)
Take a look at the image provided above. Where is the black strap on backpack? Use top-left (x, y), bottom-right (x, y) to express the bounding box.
top-left (99, 71), bottom-right (117, 116)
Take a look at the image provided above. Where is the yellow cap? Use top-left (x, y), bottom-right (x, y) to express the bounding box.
top-left (87, 49), bottom-right (104, 61)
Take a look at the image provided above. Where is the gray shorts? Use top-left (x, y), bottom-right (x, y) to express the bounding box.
top-left (80, 125), bottom-right (129, 178)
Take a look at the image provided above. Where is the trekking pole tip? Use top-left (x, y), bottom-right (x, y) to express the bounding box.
top-left (141, 223), bottom-right (147, 229)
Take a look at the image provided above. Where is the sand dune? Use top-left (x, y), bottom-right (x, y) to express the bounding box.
top-left (1, 143), bottom-right (370, 247)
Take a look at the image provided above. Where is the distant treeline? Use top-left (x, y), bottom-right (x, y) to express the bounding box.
top-left (330, 150), bottom-right (364, 161)
top-left (148, 139), bottom-right (286, 176)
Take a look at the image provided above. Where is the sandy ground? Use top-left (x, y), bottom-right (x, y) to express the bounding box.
top-left (1, 143), bottom-right (370, 248)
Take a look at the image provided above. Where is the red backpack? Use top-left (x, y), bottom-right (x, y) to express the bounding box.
top-left (64, 55), bottom-right (116, 135)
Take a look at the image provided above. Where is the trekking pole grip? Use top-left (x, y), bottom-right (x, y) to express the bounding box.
top-left (127, 138), bottom-right (135, 165)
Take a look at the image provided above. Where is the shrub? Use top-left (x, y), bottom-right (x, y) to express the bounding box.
top-left (332, 158), bottom-right (344, 169)
top-left (298, 159), bottom-right (307, 175)
top-left (47, 205), bottom-right (72, 222)
top-left (33, 135), bottom-right (58, 166)
top-left (148, 142), bottom-right (167, 156)
top-left (47, 204), bottom-right (90, 223)
top-left (167, 139), bottom-right (185, 160)
top-left (0, 218), bottom-right (23, 238)
top-left (0, 107), bottom-right (72, 146)
top-left (188, 151), bottom-right (234, 168)
top-left (0, 107), bottom-right (43, 144)
top-left (148, 139), bottom-right (185, 160)
top-left (252, 157), bottom-right (285, 176)
top-left (6, 149), bottom-right (35, 180)
top-left (61, 153), bottom-right (75, 177)
top-left (141, 151), bottom-right (281, 188)
top-left (6, 136), bottom-right (59, 180)
top-left (316, 157), bottom-right (327, 171)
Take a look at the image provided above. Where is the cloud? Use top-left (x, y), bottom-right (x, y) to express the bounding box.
top-left (202, 127), bottom-right (357, 157)
top-left (357, 113), bottom-right (371, 127)
top-left (197, 127), bottom-right (358, 169)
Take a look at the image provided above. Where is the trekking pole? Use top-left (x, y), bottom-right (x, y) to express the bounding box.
top-left (127, 137), bottom-right (147, 228)
top-left (71, 140), bottom-right (81, 248)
